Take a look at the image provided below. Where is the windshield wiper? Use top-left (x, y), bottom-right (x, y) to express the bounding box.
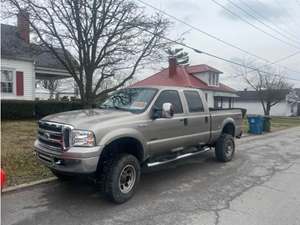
top-left (99, 104), bottom-right (127, 111)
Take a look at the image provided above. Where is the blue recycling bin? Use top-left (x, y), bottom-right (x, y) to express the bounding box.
top-left (247, 115), bottom-right (264, 134)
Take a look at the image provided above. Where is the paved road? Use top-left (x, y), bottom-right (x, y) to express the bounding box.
top-left (2, 127), bottom-right (300, 225)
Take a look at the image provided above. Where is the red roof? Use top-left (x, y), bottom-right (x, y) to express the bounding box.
top-left (132, 64), bottom-right (236, 93)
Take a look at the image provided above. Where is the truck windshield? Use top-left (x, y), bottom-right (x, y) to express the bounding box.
top-left (99, 88), bottom-right (157, 113)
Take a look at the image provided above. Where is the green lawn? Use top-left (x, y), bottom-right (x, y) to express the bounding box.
top-left (1, 120), bottom-right (52, 187)
top-left (243, 116), bottom-right (300, 133)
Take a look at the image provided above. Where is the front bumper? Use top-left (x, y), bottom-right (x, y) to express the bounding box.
top-left (34, 140), bottom-right (102, 174)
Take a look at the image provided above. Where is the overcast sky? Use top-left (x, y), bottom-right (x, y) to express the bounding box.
top-left (138, 0), bottom-right (300, 89)
top-left (2, 0), bottom-right (300, 90)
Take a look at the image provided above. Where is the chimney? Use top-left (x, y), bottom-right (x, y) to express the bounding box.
top-left (169, 57), bottom-right (177, 77)
top-left (17, 10), bottom-right (30, 43)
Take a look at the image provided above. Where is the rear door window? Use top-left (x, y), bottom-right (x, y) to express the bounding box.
top-left (184, 90), bottom-right (204, 112)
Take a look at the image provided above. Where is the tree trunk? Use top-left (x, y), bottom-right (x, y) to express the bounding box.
top-left (49, 90), bottom-right (54, 100)
top-left (265, 103), bottom-right (271, 116)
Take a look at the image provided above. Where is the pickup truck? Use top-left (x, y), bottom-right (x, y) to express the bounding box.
top-left (34, 85), bottom-right (243, 203)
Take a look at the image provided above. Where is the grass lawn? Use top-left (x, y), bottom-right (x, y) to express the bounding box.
top-left (1, 117), bottom-right (300, 187)
top-left (243, 116), bottom-right (300, 133)
top-left (1, 120), bottom-right (52, 187)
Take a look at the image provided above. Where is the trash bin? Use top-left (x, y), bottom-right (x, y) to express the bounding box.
top-left (263, 116), bottom-right (271, 132)
top-left (247, 115), bottom-right (264, 134)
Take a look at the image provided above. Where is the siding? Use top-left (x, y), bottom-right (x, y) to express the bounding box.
top-left (234, 101), bottom-right (289, 116)
top-left (1, 58), bottom-right (35, 100)
top-left (194, 72), bottom-right (210, 84)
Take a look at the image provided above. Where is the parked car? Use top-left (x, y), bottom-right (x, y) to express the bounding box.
top-left (34, 86), bottom-right (243, 203)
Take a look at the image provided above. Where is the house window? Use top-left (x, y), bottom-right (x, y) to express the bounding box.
top-left (1, 69), bottom-right (14, 93)
top-left (209, 73), bottom-right (219, 86)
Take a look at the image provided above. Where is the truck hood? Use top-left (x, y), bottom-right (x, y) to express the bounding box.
top-left (42, 109), bottom-right (134, 129)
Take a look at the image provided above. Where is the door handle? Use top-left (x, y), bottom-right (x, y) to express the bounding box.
top-left (205, 116), bottom-right (209, 123)
top-left (179, 118), bottom-right (188, 126)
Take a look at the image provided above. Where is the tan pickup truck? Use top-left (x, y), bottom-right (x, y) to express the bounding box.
top-left (34, 85), bottom-right (243, 203)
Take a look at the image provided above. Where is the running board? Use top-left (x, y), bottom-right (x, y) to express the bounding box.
top-left (146, 147), bottom-right (211, 167)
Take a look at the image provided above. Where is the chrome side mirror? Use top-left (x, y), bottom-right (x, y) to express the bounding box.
top-left (161, 103), bottom-right (174, 118)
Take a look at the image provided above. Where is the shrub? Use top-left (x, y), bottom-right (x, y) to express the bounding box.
top-left (35, 101), bottom-right (83, 118)
top-left (1, 100), bottom-right (84, 120)
top-left (1, 100), bottom-right (35, 119)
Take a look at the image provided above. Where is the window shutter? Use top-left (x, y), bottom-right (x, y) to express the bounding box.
top-left (16, 71), bottom-right (24, 96)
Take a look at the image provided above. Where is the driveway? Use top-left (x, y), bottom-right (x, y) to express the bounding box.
top-left (2, 127), bottom-right (300, 225)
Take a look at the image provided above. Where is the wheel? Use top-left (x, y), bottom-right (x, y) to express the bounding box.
top-left (215, 134), bottom-right (235, 162)
top-left (103, 153), bottom-right (140, 204)
top-left (51, 169), bottom-right (74, 181)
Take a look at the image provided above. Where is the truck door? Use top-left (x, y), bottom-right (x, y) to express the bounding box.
top-left (182, 90), bottom-right (210, 146)
top-left (146, 90), bottom-right (188, 155)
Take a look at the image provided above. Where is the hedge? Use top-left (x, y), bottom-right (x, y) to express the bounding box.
top-left (1, 100), bottom-right (84, 120)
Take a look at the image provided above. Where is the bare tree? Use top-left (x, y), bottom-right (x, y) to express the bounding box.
top-left (235, 60), bottom-right (292, 116)
top-left (165, 47), bottom-right (189, 66)
top-left (5, 0), bottom-right (172, 108)
top-left (40, 79), bottom-right (60, 99)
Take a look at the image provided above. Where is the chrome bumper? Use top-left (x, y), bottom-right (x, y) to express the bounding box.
top-left (34, 140), bottom-right (102, 174)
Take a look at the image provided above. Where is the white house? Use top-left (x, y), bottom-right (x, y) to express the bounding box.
top-left (131, 58), bottom-right (238, 108)
top-left (1, 11), bottom-right (72, 100)
top-left (235, 89), bottom-right (300, 116)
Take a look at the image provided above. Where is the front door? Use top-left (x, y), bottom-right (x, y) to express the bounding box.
top-left (145, 90), bottom-right (187, 156)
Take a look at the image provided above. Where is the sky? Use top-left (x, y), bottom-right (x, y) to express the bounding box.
top-left (137, 0), bottom-right (300, 89)
top-left (2, 0), bottom-right (300, 90)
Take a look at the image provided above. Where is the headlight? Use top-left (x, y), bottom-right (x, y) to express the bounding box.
top-left (71, 129), bottom-right (95, 147)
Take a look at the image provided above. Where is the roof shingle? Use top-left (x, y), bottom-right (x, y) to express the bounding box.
top-left (1, 24), bottom-right (73, 70)
top-left (132, 65), bottom-right (235, 93)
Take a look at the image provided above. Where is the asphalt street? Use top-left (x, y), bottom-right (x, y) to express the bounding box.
top-left (2, 127), bottom-right (300, 225)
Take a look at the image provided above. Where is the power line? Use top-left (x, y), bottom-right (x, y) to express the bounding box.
top-left (136, 0), bottom-right (300, 75)
top-left (210, 0), bottom-right (300, 50)
top-left (132, 23), bottom-right (300, 82)
top-left (136, 0), bottom-right (270, 63)
top-left (254, 0), bottom-right (300, 36)
top-left (238, 0), bottom-right (300, 41)
top-left (228, 0), bottom-right (300, 45)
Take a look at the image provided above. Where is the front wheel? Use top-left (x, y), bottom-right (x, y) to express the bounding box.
top-left (215, 134), bottom-right (235, 162)
top-left (103, 153), bottom-right (140, 204)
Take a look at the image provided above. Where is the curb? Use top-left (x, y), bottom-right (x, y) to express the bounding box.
top-left (2, 177), bottom-right (57, 193)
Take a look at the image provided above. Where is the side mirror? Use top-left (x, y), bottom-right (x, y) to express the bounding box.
top-left (161, 102), bottom-right (174, 118)
top-left (151, 103), bottom-right (174, 119)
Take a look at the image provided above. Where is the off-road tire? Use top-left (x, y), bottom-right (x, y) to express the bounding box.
top-left (103, 153), bottom-right (140, 204)
top-left (215, 134), bottom-right (235, 162)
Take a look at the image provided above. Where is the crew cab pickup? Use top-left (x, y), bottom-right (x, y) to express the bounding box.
top-left (34, 85), bottom-right (243, 203)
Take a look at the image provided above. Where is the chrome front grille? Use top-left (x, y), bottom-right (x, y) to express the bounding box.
top-left (38, 121), bottom-right (72, 151)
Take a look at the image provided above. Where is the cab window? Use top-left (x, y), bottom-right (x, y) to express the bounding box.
top-left (184, 90), bottom-right (204, 112)
top-left (153, 90), bottom-right (183, 114)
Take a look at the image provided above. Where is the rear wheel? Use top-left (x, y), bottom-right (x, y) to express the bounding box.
top-left (103, 153), bottom-right (140, 204)
top-left (215, 134), bottom-right (235, 162)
